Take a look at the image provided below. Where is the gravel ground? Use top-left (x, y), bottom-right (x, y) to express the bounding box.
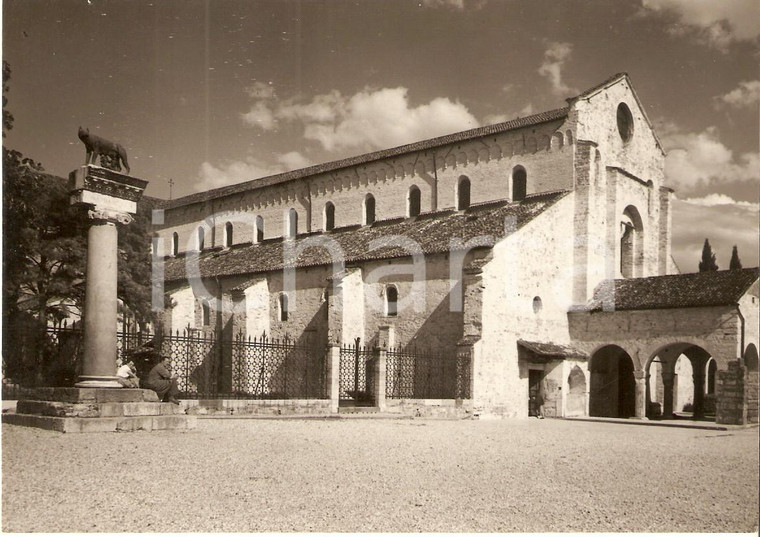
top-left (2, 418), bottom-right (758, 533)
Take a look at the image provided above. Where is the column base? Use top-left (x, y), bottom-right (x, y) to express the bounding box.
top-left (75, 376), bottom-right (123, 389)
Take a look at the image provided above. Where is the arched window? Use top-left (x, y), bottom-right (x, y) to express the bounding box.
top-left (255, 215), bottom-right (264, 243)
top-left (386, 285), bottom-right (398, 317)
top-left (172, 232), bottom-right (179, 256)
top-left (364, 194), bottom-right (376, 225)
top-left (197, 226), bottom-right (205, 251)
top-left (457, 176), bottom-right (471, 210)
top-left (620, 206), bottom-right (644, 278)
top-left (617, 102), bottom-right (634, 143)
top-left (287, 209), bottom-right (298, 239)
top-left (324, 202), bottom-right (335, 231)
top-left (279, 293), bottom-right (289, 322)
top-left (201, 300), bottom-right (211, 326)
top-left (408, 185), bottom-right (421, 217)
top-left (224, 222), bottom-right (233, 248)
top-left (512, 166), bottom-right (527, 201)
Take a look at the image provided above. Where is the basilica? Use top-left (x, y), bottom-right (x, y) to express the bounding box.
top-left (153, 73), bottom-right (758, 424)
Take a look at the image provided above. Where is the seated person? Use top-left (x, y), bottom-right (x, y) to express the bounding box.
top-left (115, 360), bottom-right (139, 388)
top-left (143, 355), bottom-right (181, 405)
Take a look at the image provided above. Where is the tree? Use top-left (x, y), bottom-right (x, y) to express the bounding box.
top-left (117, 198), bottom-right (155, 330)
top-left (729, 245), bottom-right (743, 270)
top-left (3, 61), bottom-right (14, 137)
top-left (698, 238), bottom-right (719, 272)
top-left (2, 61), bottom-right (153, 385)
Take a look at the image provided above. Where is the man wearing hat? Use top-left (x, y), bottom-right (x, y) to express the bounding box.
top-left (143, 355), bottom-right (181, 405)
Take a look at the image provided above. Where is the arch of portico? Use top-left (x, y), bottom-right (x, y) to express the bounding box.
top-left (644, 342), bottom-right (713, 420)
top-left (568, 306), bottom-right (745, 422)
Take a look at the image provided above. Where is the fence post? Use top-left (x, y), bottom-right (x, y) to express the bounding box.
top-left (327, 345), bottom-right (340, 413)
top-left (375, 348), bottom-right (387, 412)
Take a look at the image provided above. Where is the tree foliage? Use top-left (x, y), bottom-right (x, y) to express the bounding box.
top-left (2, 149), bottom-right (89, 323)
top-left (2, 61), bottom-right (153, 385)
top-left (698, 238), bottom-right (719, 272)
top-left (3, 61), bottom-right (14, 137)
top-left (729, 245), bottom-right (743, 270)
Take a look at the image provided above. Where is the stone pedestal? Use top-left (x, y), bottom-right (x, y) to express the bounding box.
top-left (3, 388), bottom-right (197, 433)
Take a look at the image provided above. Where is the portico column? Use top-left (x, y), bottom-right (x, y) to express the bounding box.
top-left (633, 370), bottom-right (648, 419)
top-left (75, 209), bottom-right (132, 388)
top-left (661, 370), bottom-right (675, 418)
top-left (693, 367), bottom-right (706, 419)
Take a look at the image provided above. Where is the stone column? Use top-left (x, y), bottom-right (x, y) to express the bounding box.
top-left (75, 208), bottom-right (132, 388)
top-left (327, 345), bottom-right (340, 413)
top-left (661, 370), bottom-right (675, 418)
top-left (633, 370), bottom-right (648, 419)
top-left (693, 368), bottom-right (706, 419)
top-left (374, 348), bottom-right (387, 412)
top-left (70, 164), bottom-right (148, 388)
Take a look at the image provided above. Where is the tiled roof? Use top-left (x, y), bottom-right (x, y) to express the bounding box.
top-left (156, 107), bottom-right (569, 210)
top-left (518, 340), bottom-right (588, 359)
top-left (577, 268), bottom-right (759, 312)
top-left (161, 190), bottom-right (570, 283)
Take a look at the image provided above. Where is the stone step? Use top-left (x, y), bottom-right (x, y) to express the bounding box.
top-left (15, 400), bottom-right (184, 418)
top-left (338, 406), bottom-right (380, 413)
top-left (14, 387), bottom-right (160, 403)
top-left (3, 413), bottom-right (197, 433)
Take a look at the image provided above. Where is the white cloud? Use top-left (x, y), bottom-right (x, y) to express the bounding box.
top-left (671, 196), bottom-right (759, 271)
top-left (420, 0), bottom-right (465, 9)
top-left (241, 101), bottom-right (276, 130)
top-left (277, 90), bottom-right (345, 123)
top-left (661, 126), bottom-right (759, 192)
top-left (195, 158), bottom-right (284, 192)
top-left (537, 41), bottom-right (577, 96)
top-left (420, 0), bottom-right (487, 9)
top-left (194, 151), bottom-right (312, 192)
top-left (640, 0), bottom-right (760, 51)
top-left (244, 86), bottom-right (479, 153)
top-left (483, 104), bottom-right (534, 125)
top-left (680, 193), bottom-right (760, 209)
top-left (276, 151), bottom-right (311, 170)
top-left (715, 80), bottom-right (760, 108)
top-left (483, 114), bottom-right (509, 125)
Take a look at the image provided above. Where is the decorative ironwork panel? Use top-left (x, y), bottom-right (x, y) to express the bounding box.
top-left (157, 330), bottom-right (219, 398)
top-left (339, 344), bottom-right (376, 405)
top-left (386, 346), bottom-right (471, 399)
top-left (231, 335), bottom-right (326, 399)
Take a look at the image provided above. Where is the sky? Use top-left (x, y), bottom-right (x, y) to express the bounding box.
top-left (2, 0), bottom-right (759, 272)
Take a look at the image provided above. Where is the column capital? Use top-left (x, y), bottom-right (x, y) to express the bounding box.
top-left (88, 207), bottom-right (133, 225)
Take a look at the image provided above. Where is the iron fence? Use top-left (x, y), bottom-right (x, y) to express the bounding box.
top-left (231, 334), bottom-right (326, 399)
top-left (154, 330), bottom-right (327, 400)
top-left (1, 321), bottom-right (151, 388)
top-left (386, 346), bottom-right (471, 399)
top-left (339, 343), bottom-right (377, 405)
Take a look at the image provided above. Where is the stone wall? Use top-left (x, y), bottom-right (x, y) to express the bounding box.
top-left (476, 193), bottom-right (577, 418)
top-left (361, 253), bottom-right (470, 352)
top-left (716, 360), bottom-right (748, 425)
top-left (154, 117), bottom-right (574, 254)
top-left (568, 305), bottom-right (742, 371)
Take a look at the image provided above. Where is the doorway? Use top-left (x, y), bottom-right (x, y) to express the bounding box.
top-left (528, 369), bottom-right (542, 417)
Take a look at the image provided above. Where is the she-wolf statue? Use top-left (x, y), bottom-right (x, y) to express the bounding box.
top-left (78, 126), bottom-right (130, 174)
